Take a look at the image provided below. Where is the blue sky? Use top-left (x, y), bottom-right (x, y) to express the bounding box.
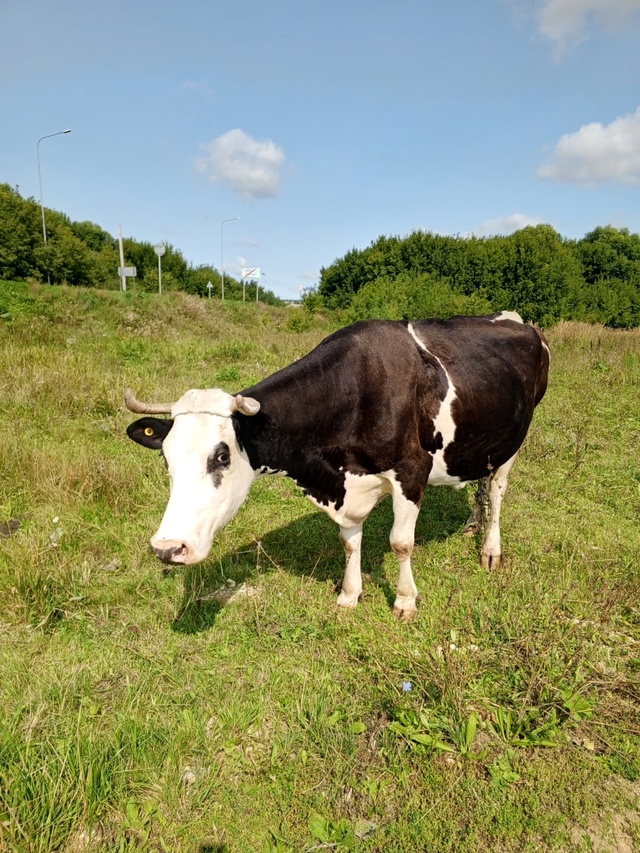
top-left (2, 0), bottom-right (640, 300)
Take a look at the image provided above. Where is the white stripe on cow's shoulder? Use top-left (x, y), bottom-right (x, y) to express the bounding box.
top-left (407, 323), bottom-right (460, 486)
top-left (491, 310), bottom-right (523, 324)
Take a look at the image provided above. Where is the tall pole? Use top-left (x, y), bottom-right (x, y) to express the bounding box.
top-left (118, 226), bottom-right (126, 292)
top-left (220, 217), bottom-right (240, 301)
top-left (36, 129), bottom-right (71, 285)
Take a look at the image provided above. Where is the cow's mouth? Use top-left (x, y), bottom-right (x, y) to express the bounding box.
top-left (152, 541), bottom-right (190, 564)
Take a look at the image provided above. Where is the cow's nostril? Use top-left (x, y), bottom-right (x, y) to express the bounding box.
top-left (152, 542), bottom-right (189, 564)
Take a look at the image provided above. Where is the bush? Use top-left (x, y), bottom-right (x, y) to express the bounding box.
top-left (346, 272), bottom-right (493, 322)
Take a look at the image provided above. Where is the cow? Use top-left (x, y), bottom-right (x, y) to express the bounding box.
top-left (125, 312), bottom-right (549, 618)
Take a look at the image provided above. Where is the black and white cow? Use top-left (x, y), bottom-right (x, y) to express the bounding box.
top-left (125, 312), bottom-right (549, 618)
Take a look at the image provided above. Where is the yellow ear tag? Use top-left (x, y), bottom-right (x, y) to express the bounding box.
top-left (144, 427), bottom-right (155, 436)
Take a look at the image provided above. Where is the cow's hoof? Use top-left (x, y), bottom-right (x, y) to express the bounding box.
top-left (462, 521), bottom-right (481, 536)
top-left (393, 605), bottom-right (417, 620)
top-left (393, 595), bottom-right (417, 620)
top-left (481, 552), bottom-right (501, 569)
top-left (337, 591), bottom-right (361, 609)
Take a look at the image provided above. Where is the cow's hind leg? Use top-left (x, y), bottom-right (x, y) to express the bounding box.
top-left (480, 451), bottom-right (519, 569)
top-left (390, 490), bottom-right (421, 620)
top-left (337, 523), bottom-right (363, 609)
top-left (463, 478), bottom-right (489, 535)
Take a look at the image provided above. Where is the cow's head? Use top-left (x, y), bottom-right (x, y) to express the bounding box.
top-left (125, 388), bottom-right (260, 565)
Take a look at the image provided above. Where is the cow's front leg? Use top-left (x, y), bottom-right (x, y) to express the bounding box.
top-left (390, 492), bottom-right (421, 620)
top-left (481, 452), bottom-right (519, 569)
top-left (337, 523), bottom-right (363, 609)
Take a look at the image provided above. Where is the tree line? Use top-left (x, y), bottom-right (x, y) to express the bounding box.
top-left (317, 225), bottom-right (640, 328)
top-left (0, 183), bottom-right (281, 304)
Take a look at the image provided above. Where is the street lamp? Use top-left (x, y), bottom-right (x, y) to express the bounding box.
top-left (220, 217), bottom-right (240, 301)
top-left (37, 129), bottom-right (71, 284)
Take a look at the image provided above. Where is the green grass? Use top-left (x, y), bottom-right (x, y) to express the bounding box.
top-left (1, 281), bottom-right (639, 852)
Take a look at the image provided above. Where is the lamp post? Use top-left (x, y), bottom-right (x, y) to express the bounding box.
top-left (37, 129), bottom-right (71, 284)
top-left (220, 217), bottom-right (240, 301)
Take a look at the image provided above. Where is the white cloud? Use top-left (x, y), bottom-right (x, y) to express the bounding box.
top-left (196, 129), bottom-right (286, 199)
top-left (234, 255), bottom-right (248, 277)
top-left (182, 80), bottom-right (214, 97)
top-left (538, 106), bottom-right (640, 186)
top-left (473, 213), bottom-right (544, 237)
top-left (534, 0), bottom-right (640, 52)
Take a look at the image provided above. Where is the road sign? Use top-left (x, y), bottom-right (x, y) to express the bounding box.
top-left (154, 243), bottom-right (166, 257)
top-left (118, 266), bottom-right (137, 277)
top-left (241, 267), bottom-right (261, 280)
top-left (241, 268), bottom-right (261, 303)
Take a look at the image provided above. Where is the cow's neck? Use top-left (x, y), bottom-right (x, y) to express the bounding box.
top-left (232, 409), bottom-right (307, 476)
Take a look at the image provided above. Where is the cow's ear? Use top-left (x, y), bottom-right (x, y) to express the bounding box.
top-left (126, 417), bottom-right (174, 450)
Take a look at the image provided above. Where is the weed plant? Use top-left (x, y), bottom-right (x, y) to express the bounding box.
top-left (1, 281), bottom-right (639, 851)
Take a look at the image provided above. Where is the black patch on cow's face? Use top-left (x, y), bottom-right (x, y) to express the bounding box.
top-left (127, 417), bottom-right (174, 450)
top-left (206, 441), bottom-right (231, 487)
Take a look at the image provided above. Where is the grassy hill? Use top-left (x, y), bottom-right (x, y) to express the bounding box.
top-left (1, 281), bottom-right (639, 851)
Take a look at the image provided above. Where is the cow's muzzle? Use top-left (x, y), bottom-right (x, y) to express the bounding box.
top-left (152, 540), bottom-right (190, 564)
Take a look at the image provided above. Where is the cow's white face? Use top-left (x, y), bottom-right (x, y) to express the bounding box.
top-left (127, 389), bottom-right (257, 565)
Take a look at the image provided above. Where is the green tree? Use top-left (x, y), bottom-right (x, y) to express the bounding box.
top-left (71, 220), bottom-right (116, 253)
top-left (578, 226), bottom-right (640, 284)
top-left (0, 184), bottom-right (41, 279)
top-left (347, 271), bottom-right (493, 322)
top-left (183, 264), bottom-right (222, 298)
top-left (319, 247), bottom-right (369, 308)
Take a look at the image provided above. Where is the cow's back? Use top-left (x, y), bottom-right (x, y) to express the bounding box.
top-left (238, 314), bottom-right (549, 493)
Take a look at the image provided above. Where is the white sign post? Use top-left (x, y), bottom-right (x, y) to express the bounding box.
top-left (154, 243), bottom-right (166, 294)
top-left (207, 281), bottom-right (213, 299)
top-left (117, 266), bottom-right (137, 278)
top-left (117, 266), bottom-right (137, 292)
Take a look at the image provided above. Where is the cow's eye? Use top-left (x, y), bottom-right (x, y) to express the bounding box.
top-left (208, 442), bottom-right (231, 477)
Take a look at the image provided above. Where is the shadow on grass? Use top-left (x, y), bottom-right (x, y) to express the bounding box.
top-left (172, 485), bottom-right (472, 634)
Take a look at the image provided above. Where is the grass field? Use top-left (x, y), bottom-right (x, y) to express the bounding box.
top-left (1, 281), bottom-right (639, 852)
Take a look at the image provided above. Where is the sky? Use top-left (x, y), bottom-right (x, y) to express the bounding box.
top-left (2, 0), bottom-right (640, 301)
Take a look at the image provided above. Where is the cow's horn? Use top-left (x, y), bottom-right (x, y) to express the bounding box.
top-left (233, 394), bottom-right (260, 416)
top-left (124, 388), bottom-right (175, 415)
